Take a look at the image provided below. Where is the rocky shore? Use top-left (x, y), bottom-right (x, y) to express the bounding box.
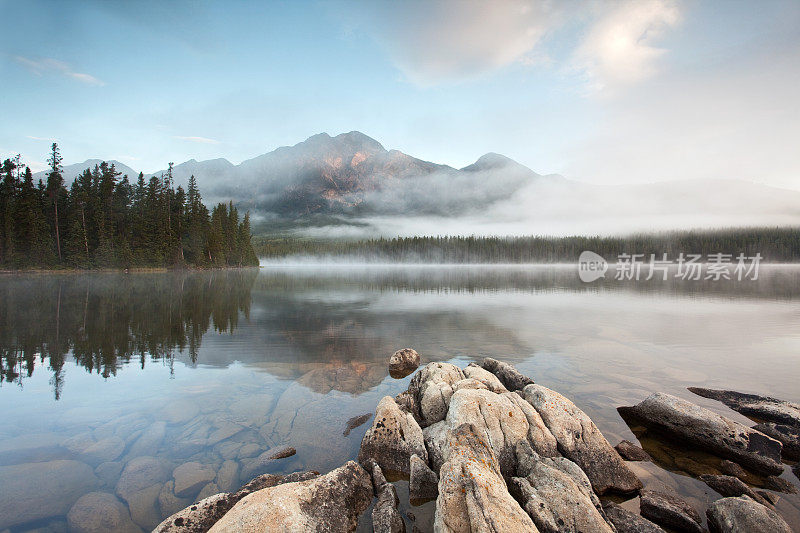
top-left (3, 357), bottom-right (797, 532)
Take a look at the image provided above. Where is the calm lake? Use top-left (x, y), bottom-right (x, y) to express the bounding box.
top-left (1, 266), bottom-right (799, 531)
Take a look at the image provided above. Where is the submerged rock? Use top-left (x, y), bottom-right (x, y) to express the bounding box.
top-left (173, 462), bottom-right (217, 498)
top-left (639, 489), bottom-right (704, 533)
top-left (434, 423), bottom-right (536, 533)
top-left (764, 475), bottom-right (797, 494)
top-left (0, 460), bottom-right (99, 530)
top-left (78, 436), bottom-right (125, 466)
top-left (389, 348), bottom-right (421, 378)
top-left (510, 442), bottom-right (613, 533)
top-left (706, 495), bottom-right (792, 533)
top-left (208, 461), bottom-right (372, 532)
top-left (719, 459), bottom-right (748, 480)
top-left (408, 362), bottom-right (465, 427)
top-left (158, 481), bottom-right (192, 518)
top-left (240, 445), bottom-right (296, 480)
top-left (358, 396), bottom-right (427, 476)
top-left (523, 384), bottom-right (641, 495)
top-left (369, 462), bottom-right (405, 533)
top-left (66, 491), bottom-right (141, 533)
top-left (343, 413), bottom-right (372, 437)
top-left (115, 456), bottom-right (170, 530)
top-left (615, 439), bottom-right (651, 461)
top-left (688, 387), bottom-right (800, 427)
top-left (619, 392), bottom-right (784, 475)
top-left (479, 357), bottom-right (534, 391)
top-left (409, 454), bottom-right (438, 502)
top-left (698, 474), bottom-right (771, 506)
top-left (603, 502), bottom-right (666, 533)
top-left (753, 422), bottom-right (800, 461)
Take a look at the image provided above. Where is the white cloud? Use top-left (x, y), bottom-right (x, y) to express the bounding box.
top-left (173, 136), bottom-right (220, 145)
top-left (572, 0), bottom-right (681, 93)
top-left (15, 56), bottom-right (105, 86)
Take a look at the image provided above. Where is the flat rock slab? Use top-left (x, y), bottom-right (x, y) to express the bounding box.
top-left (699, 474), bottom-right (771, 506)
top-left (523, 384), bottom-right (642, 495)
top-left (480, 357), bottom-right (533, 391)
top-left (208, 462), bottom-right (372, 532)
top-left (706, 495), bottom-right (792, 533)
top-left (603, 502), bottom-right (666, 533)
top-left (615, 439), bottom-right (652, 461)
top-left (753, 422), bottom-right (800, 461)
top-left (689, 387), bottom-right (800, 427)
top-left (619, 392), bottom-right (784, 475)
top-left (639, 489), bottom-right (704, 533)
top-left (358, 395), bottom-right (427, 476)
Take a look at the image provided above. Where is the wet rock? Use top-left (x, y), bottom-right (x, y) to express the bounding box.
top-left (389, 348), bottom-right (420, 378)
top-left (215, 441), bottom-right (243, 461)
top-left (462, 363), bottom-right (507, 393)
top-left (215, 460), bottom-right (240, 493)
top-left (706, 495), bottom-right (792, 533)
top-left (719, 460), bottom-right (747, 480)
top-left (408, 362), bottom-right (464, 427)
top-left (115, 456), bottom-right (170, 530)
top-left (358, 396), bottom-right (427, 476)
top-left (0, 432), bottom-right (65, 465)
top-left (764, 475), bottom-right (797, 494)
top-left (79, 436), bottom-right (125, 466)
top-left (639, 489), bottom-right (704, 533)
top-left (66, 492), bottom-right (141, 533)
top-left (699, 474), bottom-right (771, 506)
top-left (126, 484), bottom-right (162, 530)
top-left (619, 392), bottom-right (784, 475)
top-left (95, 461), bottom-right (124, 488)
top-left (240, 445), bottom-right (296, 480)
top-left (0, 460), bottom-right (99, 530)
top-left (445, 388), bottom-right (556, 476)
top-left (688, 387), bottom-right (800, 427)
top-left (510, 443), bottom-right (614, 533)
top-left (343, 413), bottom-right (372, 437)
top-left (158, 481), bottom-right (192, 518)
top-left (756, 490), bottom-right (780, 505)
top-left (409, 454), bottom-right (438, 502)
top-left (237, 443), bottom-right (261, 459)
top-left (370, 462), bottom-right (405, 533)
top-left (523, 384), bottom-right (641, 494)
top-left (753, 422), bottom-right (800, 461)
top-left (127, 421), bottom-right (167, 457)
top-left (208, 461), bottom-right (372, 532)
top-left (615, 439), bottom-right (651, 461)
top-left (173, 462), bottom-right (217, 498)
top-left (170, 439), bottom-right (206, 459)
top-left (206, 423), bottom-right (243, 446)
top-left (63, 432), bottom-right (97, 455)
top-left (603, 502), bottom-right (666, 533)
top-left (161, 401), bottom-right (200, 425)
top-left (480, 357), bottom-right (534, 391)
top-left (197, 482), bottom-right (221, 501)
top-left (434, 423), bottom-right (536, 533)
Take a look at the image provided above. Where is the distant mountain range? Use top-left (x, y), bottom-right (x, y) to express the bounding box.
top-left (35, 131), bottom-right (800, 235)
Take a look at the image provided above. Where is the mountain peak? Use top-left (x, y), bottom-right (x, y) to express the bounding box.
top-left (462, 152), bottom-right (517, 171)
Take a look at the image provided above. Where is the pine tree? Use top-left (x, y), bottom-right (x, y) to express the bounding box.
top-left (46, 143), bottom-right (64, 262)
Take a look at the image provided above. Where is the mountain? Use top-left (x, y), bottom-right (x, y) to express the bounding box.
top-left (34, 159), bottom-right (139, 184)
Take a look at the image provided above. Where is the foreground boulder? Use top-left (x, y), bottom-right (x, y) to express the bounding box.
top-left (522, 384), bottom-right (641, 494)
top-left (510, 442), bottom-right (613, 533)
top-left (434, 423), bottom-right (536, 532)
top-left (639, 489), bottom-right (704, 533)
top-left (462, 363), bottom-right (507, 393)
top-left (208, 462), bottom-right (370, 532)
top-left (389, 348), bottom-right (421, 378)
top-left (408, 362), bottom-right (465, 427)
top-left (358, 396), bottom-right (427, 476)
top-left (480, 357), bottom-right (534, 391)
top-left (706, 495), bottom-right (792, 533)
top-left (619, 392), bottom-right (784, 475)
top-left (688, 387), bottom-right (800, 427)
top-left (603, 502), bottom-right (665, 533)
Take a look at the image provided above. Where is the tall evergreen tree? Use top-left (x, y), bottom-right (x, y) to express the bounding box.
top-left (46, 143), bottom-right (64, 261)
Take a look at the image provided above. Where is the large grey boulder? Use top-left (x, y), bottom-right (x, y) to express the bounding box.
top-left (603, 502), bottom-right (665, 533)
top-left (639, 489), bottom-right (704, 533)
top-left (359, 396), bottom-right (427, 476)
top-left (480, 357), bottom-right (534, 391)
top-left (688, 387), bottom-right (800, 427)
top-left (66, 492), bottom-right (142, 533)
top-left (433, 423), bottom-right (537, 533)
top-left (422, 421), bottom-right (449, 474)
top-left (408, 362), bottom-right (465, 427)
top-left (0, 460), bottom-right (99, 530)
top-left (389, 348), bottom-right (420, 378)
top-left (155, 471), bottom-right (318, 532)
top-left (510, 442), bottom-right (613, 533)
top-left (409, 454), bottom-right (438, 502)
top-left (706, 495), bottom-right (792, 533)
top-left (619, 392), bottom-right (784, 475)
top-left (208, 461), bottom-right (372, 532)
top-left (522, 384), bottom-right (642, 494)
top-left (463, 363), bottom-right (507, 393)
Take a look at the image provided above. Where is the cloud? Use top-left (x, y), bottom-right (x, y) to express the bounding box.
top-left (173, 136), bottom-right (220, 145)
top-left (572, 0), bottom-right (681, 93)
top-left (15, 56), bottom-right (105, 86)
top-left (356, 0), bottom-right (563, 85)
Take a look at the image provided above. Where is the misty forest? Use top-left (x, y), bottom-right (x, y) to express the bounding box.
top-left (0, 144), bottom-right (258, 269)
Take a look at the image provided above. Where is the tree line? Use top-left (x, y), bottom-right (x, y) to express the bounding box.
top-left (0, 144), bottom-right (258, 268)
top-left (254, 227), bottom-right (800, 263)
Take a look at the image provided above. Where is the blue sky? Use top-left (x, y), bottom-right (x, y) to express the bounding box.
top-left (1, 0), bottom-right (798, 189)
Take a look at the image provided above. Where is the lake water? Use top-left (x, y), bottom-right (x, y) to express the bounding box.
top-left (1, 266), bottom-right (799, 531)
